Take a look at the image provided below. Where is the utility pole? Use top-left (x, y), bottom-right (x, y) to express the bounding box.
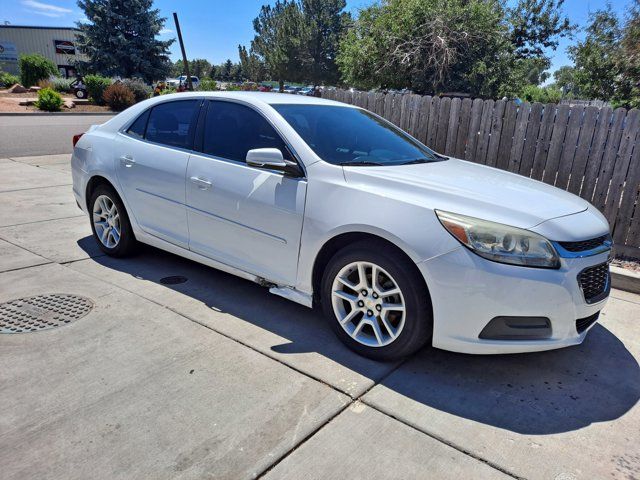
top-left (173, 12), bottom-right (193, 91)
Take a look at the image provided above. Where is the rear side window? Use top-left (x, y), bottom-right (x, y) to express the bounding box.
top-left (203, 100), bottom-right (292, 162)
top-left (126, 109), bottom-right (150, 139)
top-left (145, 100), bottom-right (199, 149)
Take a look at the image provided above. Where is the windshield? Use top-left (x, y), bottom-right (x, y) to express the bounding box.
top-left (272, 104), bottom-right (444, 166)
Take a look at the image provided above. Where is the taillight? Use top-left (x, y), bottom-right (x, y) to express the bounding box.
top-left (72, 133), bottom-right (84, 147)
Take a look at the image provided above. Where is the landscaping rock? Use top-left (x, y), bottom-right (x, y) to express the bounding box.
top-left (28, 86), bottom-right (41, 92)
top-left (62, 100), bottom-right (76, 109)
top-left (8, 84), bottom-right (28, 93)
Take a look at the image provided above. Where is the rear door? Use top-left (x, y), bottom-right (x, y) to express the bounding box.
top-left (114, 99), bottom-right (201, 248)
top-left (185, 100), bottom-right (307, 285)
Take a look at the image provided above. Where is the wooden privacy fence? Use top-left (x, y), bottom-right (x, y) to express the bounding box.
top-left (321, 88), bottom-right (640, 259)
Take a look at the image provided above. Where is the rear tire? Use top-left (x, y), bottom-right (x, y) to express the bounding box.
top-left (321, 240), bottom-right (432, 361)
top-left (89, 184), bottom-right (137, 257)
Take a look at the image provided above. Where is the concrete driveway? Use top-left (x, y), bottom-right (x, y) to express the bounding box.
top-left (0, 154), bottom-right (639, 480)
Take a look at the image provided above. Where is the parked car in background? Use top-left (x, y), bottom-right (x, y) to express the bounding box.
top-left (166, 76), bottom-right (200, 89)
top-left (71, 92), bottom-right (612, 360)
top-left (298, 86), bottom-right (314, 96)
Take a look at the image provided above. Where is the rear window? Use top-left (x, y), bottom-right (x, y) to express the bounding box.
top-left (145, 100), bottom-right (199, 149)
top-left (126, 110), bottom-right (150, 139)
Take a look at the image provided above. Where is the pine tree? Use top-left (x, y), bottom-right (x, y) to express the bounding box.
top-left (76, 0), bottom-right (174, 82)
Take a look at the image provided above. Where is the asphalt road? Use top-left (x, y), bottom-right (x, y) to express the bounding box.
top-left (0, 114), bottom-right (114, 158)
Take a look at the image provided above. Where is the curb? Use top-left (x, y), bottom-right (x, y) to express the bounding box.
top-left (0, 112), bottom-right (115, 117)
top-left (611, 265), bottom-right (640, 295)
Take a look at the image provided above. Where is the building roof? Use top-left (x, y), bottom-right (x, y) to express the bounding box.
top-left (0, 25), bottom-right (80, 31)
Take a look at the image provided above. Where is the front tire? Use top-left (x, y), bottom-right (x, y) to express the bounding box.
top-left (321, 240), bottom-right (432, 361)
top-left (89, 184), bottom-right (137, 257)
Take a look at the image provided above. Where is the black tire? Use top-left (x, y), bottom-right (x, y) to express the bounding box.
top-left (321, 240), bottom-right (433, 361)
top-left (89, 184), bottom-right (137, 257)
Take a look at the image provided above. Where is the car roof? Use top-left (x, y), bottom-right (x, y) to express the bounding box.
top-left (151, 90), bottom-right (354, 108)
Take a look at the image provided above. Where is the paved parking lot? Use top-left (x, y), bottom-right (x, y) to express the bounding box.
top-left (0, 154), bottom-right (639, 480)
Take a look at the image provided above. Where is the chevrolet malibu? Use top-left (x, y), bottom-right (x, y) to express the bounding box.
top-left (71, 92), bottom-right (612, 360)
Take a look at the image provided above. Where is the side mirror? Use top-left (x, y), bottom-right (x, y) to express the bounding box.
top-left (246, 148), bottom-right (287, 169)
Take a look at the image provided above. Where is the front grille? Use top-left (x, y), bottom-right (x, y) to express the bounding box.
top-left (577, 262), bottom-right (610, 304)
top-left (559, 234), bottom-right (610, 253)
top-left (576, 312), bottom-right (599, 334)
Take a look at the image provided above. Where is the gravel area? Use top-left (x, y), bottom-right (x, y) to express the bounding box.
top-left (612, 258), bottom-right (640, 273)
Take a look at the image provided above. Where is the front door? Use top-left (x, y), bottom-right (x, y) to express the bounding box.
top-left (115, 99), bottom-right (200, 248)
top-left (186, 100), bottom-right (307, 285)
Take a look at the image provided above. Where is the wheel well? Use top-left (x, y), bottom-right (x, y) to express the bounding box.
top-left (311, 232), bottom-right (428, 306)
top-left (85, 176), bottom-right (114, 211)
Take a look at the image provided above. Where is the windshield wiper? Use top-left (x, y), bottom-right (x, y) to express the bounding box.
top-left (399, 158), bottom-right (430, 165)
top-left (340, 160), bottom-right (385, 166)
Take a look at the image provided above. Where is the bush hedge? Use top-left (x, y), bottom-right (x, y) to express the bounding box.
top-left (0, 71), bottom-right (20, 88)
top-left (103, 83), bottom-right (135, 111)
top-left (51, 77), bottom-right (73, 93)
top-left (85, 74), bottom-right (112, 105)
top-left (35, 87), bottom-right (64, 111)
top-left (19, 54), bottom-right (58, 87)
top-left (198, 78), bottom-right (217, 91)
top-left (122, 78), bottom-right (151, 103)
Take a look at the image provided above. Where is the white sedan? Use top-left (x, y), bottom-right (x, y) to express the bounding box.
top-left (71, 92), bottom-right (612, 360)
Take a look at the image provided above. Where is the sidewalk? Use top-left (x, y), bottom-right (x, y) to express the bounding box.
top-left (1, 154), bottom-right (639, 480)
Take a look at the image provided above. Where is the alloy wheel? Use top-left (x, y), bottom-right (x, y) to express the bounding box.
top-left (92, 194), bottom-right (121, 249)
top-left (331, 261), bottom-right (406, 347)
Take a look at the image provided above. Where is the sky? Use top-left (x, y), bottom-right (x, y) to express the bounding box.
top-left (0, 0), bottom-right (630, 74)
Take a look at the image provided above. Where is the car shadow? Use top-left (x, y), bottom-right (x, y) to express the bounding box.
top-left (77, 238), bottom-right (640, 435)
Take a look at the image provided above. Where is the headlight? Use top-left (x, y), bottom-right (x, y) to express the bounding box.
top-left (436, 210), bottom-right (560, 269)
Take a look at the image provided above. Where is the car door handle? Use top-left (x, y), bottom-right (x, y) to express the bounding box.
top-left (190, 176), bottom-right (212, 190)
top-left (120, 155), bottom-right (136, 167)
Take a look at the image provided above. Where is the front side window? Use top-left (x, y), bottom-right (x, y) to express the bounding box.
top-left (203, 101), bottom-right (292, 162)
top-left (145, 100), bottom-right (199, 149)
top-left (272, 104), bottom-right (443, 166)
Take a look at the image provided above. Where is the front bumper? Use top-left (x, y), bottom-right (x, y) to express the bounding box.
top-left (418, 247), bottom-right (610, 354)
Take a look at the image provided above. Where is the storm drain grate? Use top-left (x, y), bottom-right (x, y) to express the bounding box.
top-left (0, 294), bottom-right (94, 333)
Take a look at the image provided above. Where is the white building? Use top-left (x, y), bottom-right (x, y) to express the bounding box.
top-left (0, 25), bottom-right (88, 78)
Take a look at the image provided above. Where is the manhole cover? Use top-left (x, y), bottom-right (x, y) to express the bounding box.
top-left (0, 294), bottom-right (94, 334)
top-left (160, 275), bottom-right (188, 285)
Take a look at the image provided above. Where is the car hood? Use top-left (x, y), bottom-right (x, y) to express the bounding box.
top-left (342, 158), bottom-right (589, 229)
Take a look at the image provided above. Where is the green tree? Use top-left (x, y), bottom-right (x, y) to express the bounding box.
top-left (238, 45), bottom-right (266, 83)
top-left (616, 0), bottom-right (640, 107)
top-left (76, 0), bottom-right (174, 82)
top-left (507, 0), bottom-right (574, 58)
top-left (337, 0), bottom-right (573, 96)
top-left (250, 0), bottom-right (308, 91)
top-left (300, 0), bottom-right (350, 86)
top-left (553, 65), bottom-right (577, 97)
top-left (568, 7), bottom-right (622, 101)
top-left (337, 0), bottom-right (510, 95)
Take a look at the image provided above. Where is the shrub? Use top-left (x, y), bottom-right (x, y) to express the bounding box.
top-left (34, 87), bottom-right (63, 112)
top-left (520, 84), bottom-right (563, 104)
top-left (0, 71), bottom-right (20, 88)
top-left (198, 78), bottom-right (217, 91)
top-left (160, 87), bottom-right (177, 95)
top-left (18, 54), bottom-right (58, 87)
top-left (85, 74), bottom-right (112, 105)
top-left (122, 78), bottom-right (151, 103)
top-left (103, 83), bottom-right (135, 111)
top-left (51, 77), bottom-right (73, 93)
top-left (37, 78), bottom-right (53, 90)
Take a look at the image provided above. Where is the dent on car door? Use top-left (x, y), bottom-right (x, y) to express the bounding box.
top-left (115, 99), bottom-right (200, 248)
top-left (186, 100), bottom-right (307, 286)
